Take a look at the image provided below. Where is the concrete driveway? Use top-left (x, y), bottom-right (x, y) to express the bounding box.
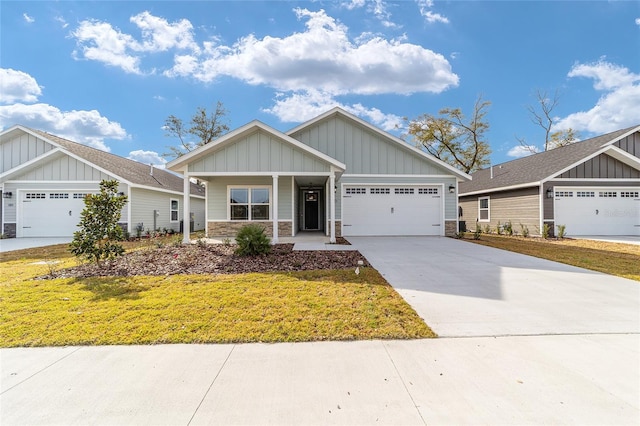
top-left (1, 236), bottom-right (638, 425)
top-left (0, 238), bottom-right (72, 253)
top-left (348, 236), bottom-right (640, 337)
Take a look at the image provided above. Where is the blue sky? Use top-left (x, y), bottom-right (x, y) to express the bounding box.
top-left (1, 1), bottom-right (639, 169)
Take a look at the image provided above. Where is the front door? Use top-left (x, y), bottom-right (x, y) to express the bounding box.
top-left (303, 190), bottom-right (321, 230)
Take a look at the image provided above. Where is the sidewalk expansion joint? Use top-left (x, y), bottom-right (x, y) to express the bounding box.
top-left (187, 344), bottom-right (236, 425)
top-left (1, 346), bottom-right (82, 395)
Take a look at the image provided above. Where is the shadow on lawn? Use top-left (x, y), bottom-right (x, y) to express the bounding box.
top-left (77, 277), bottom-right (151, 301)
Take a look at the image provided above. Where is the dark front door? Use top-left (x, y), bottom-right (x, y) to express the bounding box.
top-left (304, 190), bottom-right (319, 230)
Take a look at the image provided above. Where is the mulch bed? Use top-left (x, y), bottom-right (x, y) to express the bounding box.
top-left (49, 244), bottom-right (369, 279)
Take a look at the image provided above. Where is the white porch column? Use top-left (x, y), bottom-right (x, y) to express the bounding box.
top-left (182, 174), bottom-right (191, 244)
top-left (329, 171), bottom-right (336, 243)
top-left (272, 175), bottom-right (279, 243)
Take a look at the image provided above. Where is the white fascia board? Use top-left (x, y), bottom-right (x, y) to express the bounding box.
top-left (545, 145), bottom-right (640, 182)
top-left (342, 173), bottom-right (460, 179)
top-left (167, 120), bottom-right (346, 173)
top-left (286, 107), bottom-right (472, 182)
top-left (547, 178), bottom-right (640, 182)
top-left (459, 181), bottom-right (540, 197)
top-left (129, 183), bottom-right (206, 199)
top-left (185, 171), bottom-right (334, 177)
top-left (0, 148), bottom-right (63, 182)
top-left (602, 125), bottom-right (640, 147)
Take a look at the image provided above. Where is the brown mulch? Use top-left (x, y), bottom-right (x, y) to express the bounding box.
top-left (49, 244), bottom-right (369, 279)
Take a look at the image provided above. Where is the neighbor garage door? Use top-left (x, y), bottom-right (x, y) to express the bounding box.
top-left (554, 187), bottom-right (640, 236)
top-left (341, 185), bottom-right (442, 236)
top-left (19, 191), bottom-right (93, 237)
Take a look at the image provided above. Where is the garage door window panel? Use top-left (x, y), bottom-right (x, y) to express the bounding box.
top-left (478, 197), bottom-right (489, 221)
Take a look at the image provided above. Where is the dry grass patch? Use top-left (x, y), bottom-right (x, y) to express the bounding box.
top-left (1, 241), bottom-right (435, 347)
top-left (463, 234), bottom-right (640, 281)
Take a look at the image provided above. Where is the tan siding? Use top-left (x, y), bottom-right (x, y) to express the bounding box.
top-left (460, 187), bottom-right (541, 234)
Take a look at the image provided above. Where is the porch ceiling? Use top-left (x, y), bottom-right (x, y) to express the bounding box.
top-left (295, 176), bottom-right (328, 187)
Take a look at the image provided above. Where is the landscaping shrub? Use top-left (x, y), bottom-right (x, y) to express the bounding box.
top-left (557, 224), bottom-right (567, 239)
top-left (542, 223), bottom-right (551, 239)
top-left (235, 224), bottom-right (271, 256)
top-left (483, 224), bottom-right (491, 234)
top-left (69, 180), bottom-right (128, 265)
top-left (473, 223), bottom-right (481, 240)
top-left (503, 220), bottom-right (513, 236)
top-left (520, 223), bottom-right (530, 238)
top-left (496, 221), bottom-right (503, 235)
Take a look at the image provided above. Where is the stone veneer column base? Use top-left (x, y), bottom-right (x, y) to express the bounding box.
top-left (444, 220), bottom-right (457, 237)
top-left (208, 221), bottom-right (294, 239)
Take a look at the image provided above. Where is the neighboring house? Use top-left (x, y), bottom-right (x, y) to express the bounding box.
top-left (167, 107), bottom-right (471, 243)
top-left (459, 125), bottom-right (640, 237)
top-left (0, 125), bottom-right (206, 238)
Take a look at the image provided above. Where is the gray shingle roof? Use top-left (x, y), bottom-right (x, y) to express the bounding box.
top-left (31, 129), bottom-right (204, 197)
top-left (459, 126), bottom-right (639, 195)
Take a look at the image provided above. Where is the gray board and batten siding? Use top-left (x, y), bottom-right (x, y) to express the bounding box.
top-left (188, 129), bottom-right (331, 174)
top-left (1, 131), bottom-right (55, 173)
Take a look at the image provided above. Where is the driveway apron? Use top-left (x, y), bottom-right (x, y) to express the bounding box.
top-left (348, 236), bottom-right (640, 337)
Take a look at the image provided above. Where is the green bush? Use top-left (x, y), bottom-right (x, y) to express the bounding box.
top-left (473, 223), bottom-right (481, 240)
top-left (496, 221), bottom-right (503, 235)
top-left (483, 225), bottom-right (491, 234)
top-left (557, 224), bottom-right (567, 239)
top-left (235, 224), bottom-right (271, 256)
top-left (69, 180), bottom-right (128, 265)
top-left (520, 223), bottom-right (529, 238)
top-left (504, 220), bottom-right (513, 236)
top-left (542, 223), bottom-right (551, 239)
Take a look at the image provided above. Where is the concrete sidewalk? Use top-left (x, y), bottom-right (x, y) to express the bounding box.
top-left (2, 336), bottom-right (638, 425)
top-left (0, 238), bottom-right (72, 253)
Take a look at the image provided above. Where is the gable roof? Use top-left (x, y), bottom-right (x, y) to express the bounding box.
top-left (459, 125), bottom-right (640, 195)
top-left (0, 125), bottom-right (204, 197)
top-left (166, 120), bottom-right (346, 173)
top-left (287, 107), bottom-right (472, 181)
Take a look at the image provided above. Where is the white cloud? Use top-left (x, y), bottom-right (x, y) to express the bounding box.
top-left (263, 90), bottom-right (402, 131)
top-left (71, 20), bottom-right (143, 74)
top-left (23, 13), bottom-right (35, 24)
top-left (417, 0), bottom-right (450, 24)
top-left (128, 150), bottom-right (167, 167)
top-left (343, 0), bottom-right (366, 10)
top-left (507, 145), bottom-right (539, 158)
top-left (636, 17), bottom-right (640, 26)
top-left (71, 11), bottom-right (199, 74)
top-left (0, 68), bottom-right (43, 103)
top-left (167, 8), bottom-right (458, 96)
top-left (553, 60), bottom-right (640, 134)
top-left (55, 16), bottom-right (69, 29)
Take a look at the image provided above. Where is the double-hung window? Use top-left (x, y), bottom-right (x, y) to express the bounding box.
top-left (478, 196), bottom-right (490, 222)
top-left (229, 187), bottom-right (270, 221)
top-left (170, 199), bottom-right (179, 222)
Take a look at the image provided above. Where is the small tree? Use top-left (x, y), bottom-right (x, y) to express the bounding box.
top-left (70, 180), bottom-right (128, 265)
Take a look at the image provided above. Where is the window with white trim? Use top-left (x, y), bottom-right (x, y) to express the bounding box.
top-left (478, 197), bottom-right (489, 222)
top-left (229, 187), bottom-right (270, 221)
top-left (170, 199), bottom-right (179, 222)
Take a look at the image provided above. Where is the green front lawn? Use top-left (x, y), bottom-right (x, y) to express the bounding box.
top-left (463, 234), bottom-right (640, 282)
top-left (0, 243), bottom-right (435, 347)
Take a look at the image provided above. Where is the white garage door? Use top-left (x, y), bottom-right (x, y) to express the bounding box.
top-left (342, 185), bottom-right (443, 236)
top-left (20, 191), bottom-right (92, 237)
top-left (554, 188), bottom-right (640, 236)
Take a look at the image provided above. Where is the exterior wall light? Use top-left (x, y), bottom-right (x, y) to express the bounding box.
top-left (448, 184), bottom-right (455, 194)
top-left (546, 188), bottom-right (554, 198)
top-left (2, 191), bottom-right (12, 199)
